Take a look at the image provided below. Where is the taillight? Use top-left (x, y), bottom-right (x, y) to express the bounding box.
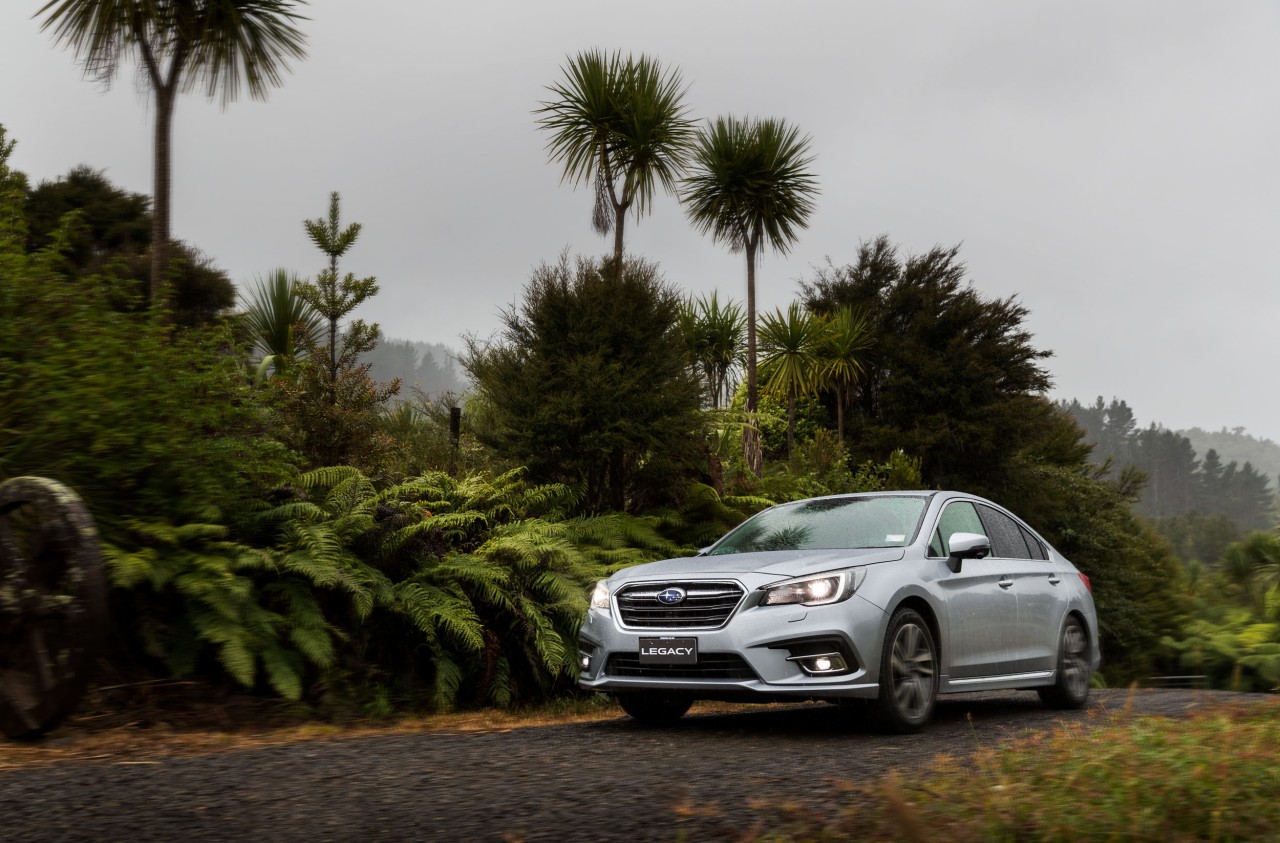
top-left (1079, 572), bottom-right (1092, 593)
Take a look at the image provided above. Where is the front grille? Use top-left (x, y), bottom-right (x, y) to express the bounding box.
top-left (615, 581), bottom-right (745, 629)
top-left (605, 652), bottom-right (758, 680)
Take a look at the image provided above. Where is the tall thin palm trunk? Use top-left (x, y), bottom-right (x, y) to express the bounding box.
top-left (744, 240), bottom-right (762, 476)
top-left (613, 204), bottom-right (626, 264)
top-left (151, 87), bottom-right (175, 312)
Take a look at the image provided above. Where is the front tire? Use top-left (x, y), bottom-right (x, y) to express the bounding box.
top-left (616, 691), bottom-right (693, 726)
top-left (1038, 615), bottom-right (1091, 709)
top-left (875, 607), bottom-right (938, 733)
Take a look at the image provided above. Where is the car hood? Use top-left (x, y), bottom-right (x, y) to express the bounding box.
top-left (611, 547), bottom-right (906, 583)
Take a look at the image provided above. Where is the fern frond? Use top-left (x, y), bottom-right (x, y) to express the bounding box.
top-left (394, 581), bottom-right (485, 653)
top-left (261, 645), bottom-right (304, 701)
top-left (431, 653), bottom-right (464, 712)
top-left (297, 465), bottom-right (363, 492)
top-left (486, 656), bottom-right (512, 709)
top-left (215, 632), bottom-right (256, 687)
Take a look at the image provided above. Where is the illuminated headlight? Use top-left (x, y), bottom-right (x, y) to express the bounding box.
top-left (589, 580), bottom-right (611, 611)
top-left (760, 570), bottom-right (862, 607)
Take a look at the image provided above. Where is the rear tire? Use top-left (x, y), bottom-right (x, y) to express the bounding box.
top-left (616, 691), bottom-right (693, 726)
top-left (1038, 615), bottom-right (1091, 709)
top-left (875, 607), bottom-right (938, 733)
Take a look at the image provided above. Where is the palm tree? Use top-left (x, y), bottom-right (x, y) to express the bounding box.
top-left (682, 116), bottom-right (818, 475)
top-left (239, 267), bottom-right (322, 379)
top-left (1222, 532), bottom-right (1280, 615)
top-left (678, 292), bottom-right (745, 409)
top-left (38, 0), bottom-right (309, 311)
top-left (536, 49), bottom-right (695, 265)
top-left (815, 306), bottom-right (873, 441)
top-left (758, 303), bottom-right (825, 459)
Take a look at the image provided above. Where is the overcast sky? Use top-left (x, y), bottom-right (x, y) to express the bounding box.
top-left (3, 1), bottom-right (1278, 442)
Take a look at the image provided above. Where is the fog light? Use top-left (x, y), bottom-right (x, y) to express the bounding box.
top-left (580, 651), bottom-right (592, 671)
top-left (787, 652), bottom-right (849, 675)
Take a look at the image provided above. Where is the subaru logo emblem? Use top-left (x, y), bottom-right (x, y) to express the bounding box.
top-left (656, 587), bottom-right (687, 605)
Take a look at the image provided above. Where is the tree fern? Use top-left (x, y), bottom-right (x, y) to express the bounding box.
top-left (261, 644), bottom-right (305, 701)
top-left (393, 581), bottom-right (484, 654)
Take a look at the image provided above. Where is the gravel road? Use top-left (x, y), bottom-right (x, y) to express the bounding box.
top-left (0, 689), bottom-right (1263, 842)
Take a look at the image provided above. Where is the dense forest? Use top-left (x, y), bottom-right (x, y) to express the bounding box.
top-left (1063, 397), bottom-right (1276, 532)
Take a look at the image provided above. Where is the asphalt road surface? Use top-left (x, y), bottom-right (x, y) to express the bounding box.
top-left (0, 689), bottom-right (1262, 842)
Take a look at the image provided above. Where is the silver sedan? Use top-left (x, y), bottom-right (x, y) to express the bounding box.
top-left (578, 491), bottom-right (1101, 732)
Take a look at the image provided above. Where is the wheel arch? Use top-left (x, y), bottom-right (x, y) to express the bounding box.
top-left (889, 594), bottom-right (941, 654)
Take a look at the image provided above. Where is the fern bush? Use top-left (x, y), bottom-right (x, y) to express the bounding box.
top-left (102, 465), bottom-right (687, 712)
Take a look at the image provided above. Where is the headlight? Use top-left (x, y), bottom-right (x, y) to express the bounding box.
top-left (760, 570), bottom-right (862, 607)
top-left (589, 580), bottom-right (611, 610)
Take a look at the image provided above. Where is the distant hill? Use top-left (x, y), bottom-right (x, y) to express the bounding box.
top-left (1178, 427), bottom-right (1280, 485)
top-left (362, 337), bottom-right (468, 400)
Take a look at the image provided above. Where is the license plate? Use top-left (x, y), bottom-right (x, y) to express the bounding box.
top-left (638, 637), bottom-right (698, 664)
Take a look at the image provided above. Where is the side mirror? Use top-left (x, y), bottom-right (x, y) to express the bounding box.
top-left (946, 532), bottom-right (991, 573)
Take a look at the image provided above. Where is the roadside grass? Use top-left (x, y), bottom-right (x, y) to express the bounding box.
top-left (752, 695), bottom-right (1280, 843)
top-left (0, 687), bottom-right (774, 770)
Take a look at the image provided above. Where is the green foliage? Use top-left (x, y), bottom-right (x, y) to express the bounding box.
top-left (102, 509), bottom-right (376, 701)
top-left (758, 303), bottom-right (825, 459)
top-left (755, 393), bottom-right (828, 464)
top-left (0, 130), bottom-right (297, 529)
top-left (683, 114), bottom-right (819, 475)
top-left (647, 482), bottom-right (774, 549)
top-left (682, 116), bottom-right (819, 261)
top-left (24, 165), bottom-right (149, 270)
top-left (95, 462), bottom-right (686, 710)
top-left (678, 292), bottom-right (744, 410)
top-left (1158, 530), bottom-right (1280, 691)
top-left (349, 468), bottom-right (680, 708)
top-left (23, 165), bottom-right (235, 325)
top-left (463, 253), bottom-right (703, 513)
top-left (801, 236), bottom-right (1053, 494)
top-left (1153, 511), bottom-right (1239, 567)
top-left (814, 305), bottom-right (873, 441)
top-left (281, 192), bottom-right (400, 471)
top-left (238, 267), bottom-right (323, 379)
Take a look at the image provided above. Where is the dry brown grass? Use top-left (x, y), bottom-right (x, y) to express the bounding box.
top-left (0, 682), bottom-right (772, 771)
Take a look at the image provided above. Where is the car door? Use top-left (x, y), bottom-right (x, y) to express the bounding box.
top-left (929, 500), bottom-right (1019, 678)
top-left (1010, 521), bottom-right (1064, 673)
top-left (975, 504), bottom-right (1059, 674)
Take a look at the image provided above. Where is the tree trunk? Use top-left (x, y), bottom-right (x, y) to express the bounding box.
top-left (786, 394), bottom-right (796, 460)
top-left (743, 241), bottom-right (762, 476)
top-left (150, 88), bottom-right (176, 314)
top-left (837, 384), bottom-right (846, 442)
top-left (612, 203), bottom-right (625, 265)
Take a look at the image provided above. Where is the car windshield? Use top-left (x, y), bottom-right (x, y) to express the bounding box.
top-left (708, 495), bottom-right (928, 555)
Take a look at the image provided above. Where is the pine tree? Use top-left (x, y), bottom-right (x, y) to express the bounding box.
top-left (283, 192), bottom-right (399, 469)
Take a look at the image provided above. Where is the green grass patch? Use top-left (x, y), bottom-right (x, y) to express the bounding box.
top-left (758, 698), bottom-right (1280, 842)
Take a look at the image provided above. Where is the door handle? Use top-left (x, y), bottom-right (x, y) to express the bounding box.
top-left (1048, 575), bottom-right (1062, 585)
top-left (998, 578), bottom-right (1014, 590)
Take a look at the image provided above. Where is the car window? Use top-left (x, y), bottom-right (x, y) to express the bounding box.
top-left (929, 501), bottom-right (985, 557)
top-left (977, 505), bottom-right (1032, 559)
top-left (709, 495), bottom-right (928, 554)
top-left (1019, 524), bottom-right (1048, 560)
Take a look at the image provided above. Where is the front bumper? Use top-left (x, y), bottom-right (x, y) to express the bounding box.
top-left (577, 591), bottom-right (888, 700)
